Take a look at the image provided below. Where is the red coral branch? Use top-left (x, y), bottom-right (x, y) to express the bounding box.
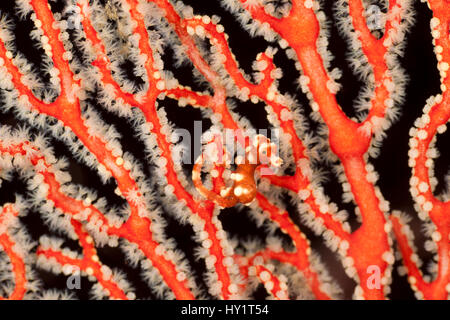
top-left (0, 204), bottom-right (27, 300)
top-left (0, 0), bottom-right (447, 300)
top-left (390, 0), bottom-right (449, 299)
top-left (235, 0), bottom-right (403, 299)
top-left (37, 219), bottom-right (128, 300)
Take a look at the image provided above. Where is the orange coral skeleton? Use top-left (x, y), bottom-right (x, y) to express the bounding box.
top-left (0, 0), bottom-right (448, 300)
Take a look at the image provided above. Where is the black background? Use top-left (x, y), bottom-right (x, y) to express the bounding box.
top-left (0, 0), bottom-right (448, 300)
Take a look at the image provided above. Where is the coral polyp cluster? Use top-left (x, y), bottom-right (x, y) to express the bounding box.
top-left (0, 0), bottom-right (448, 300)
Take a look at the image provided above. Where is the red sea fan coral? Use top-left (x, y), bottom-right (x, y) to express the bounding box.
top-left (0, 0), bottom-right (448, 300)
